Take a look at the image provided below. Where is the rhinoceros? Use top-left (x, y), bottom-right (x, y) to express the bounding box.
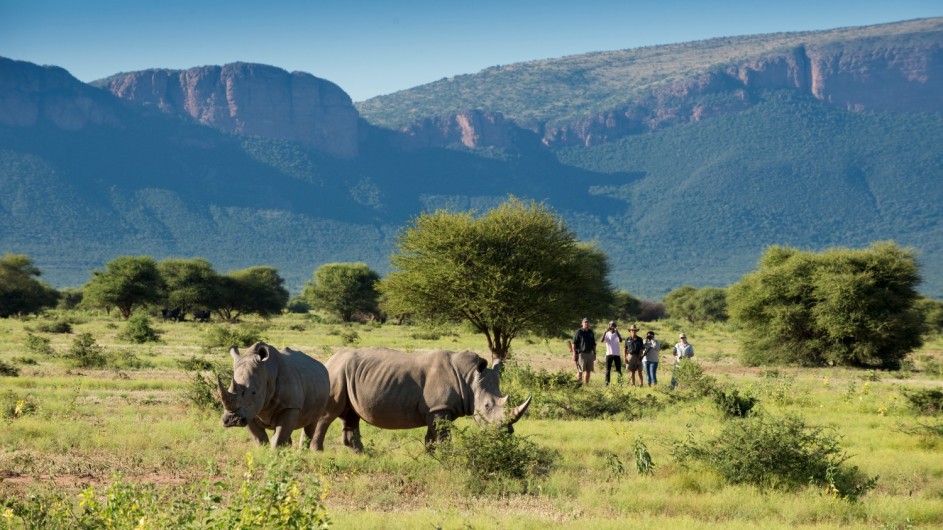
top-left (217, 342), bottom-right (330, 449)
top-left (312, 348), bottom-right (531, 451)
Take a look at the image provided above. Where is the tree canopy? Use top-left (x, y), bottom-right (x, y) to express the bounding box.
top-left (303, 262), bottom-right (381, 322)
top-left (157, 258), bottom-right (220, 312)
top-left (728, 242), bottom-right (923, 368)
top-left (379, 198), bottom-right (614, 361)
top-left (0, 253), bottom-right (59, 317)
top-left (83, 256), bottom-right (163, 318)
top-left (664, 285), bottom-right (728, 324)
top-left (213, 266), bottom-right (289, 321)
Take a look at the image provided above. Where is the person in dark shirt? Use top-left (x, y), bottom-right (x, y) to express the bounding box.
top-left (572, 317), bottom-right (596, 386)
top-left (623, 324), bottom-right (645, 386)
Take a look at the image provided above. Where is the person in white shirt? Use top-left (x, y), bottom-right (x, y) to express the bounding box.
top-left (670, 332), bottom-right (695, 389)
top-left (602, 321), bottom-right (623, 386)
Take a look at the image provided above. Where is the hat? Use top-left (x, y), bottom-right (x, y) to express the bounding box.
top-left (628, 324), bottom-right (639, 331)
top-left (609, 321), bottom-right (617, 328)
top-left (581, 317), bottom-right (590, 323)
top-left (679, 333), bottom-right (687, 339)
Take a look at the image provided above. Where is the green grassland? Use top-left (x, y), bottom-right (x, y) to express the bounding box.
top-left (1, 311), bottom-right (942, 528)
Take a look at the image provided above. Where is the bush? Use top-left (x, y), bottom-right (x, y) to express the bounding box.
top-left (66, 333), bottom-right (107, 368)
top-left (434, 422), bottom-right (556, 494)
top-left (24, 332), bottom-right (55, 356)
top-left (672, 412), bottom-right (877, 500)
top-left (712, 386), bottom-right (758, 418)
top-left (184, 365), bottom-right (233, 413)
top-left (201, 323), bottom-right (267, 353)
top-left (1, 391), bottom-right (38, 419)
top-left (108, 348), bottom-right (154, 370)
top-left (0, 360), bottom-right (20, 377)
top-left (118, 311), bottom-right (161, 343)
top-left (0, 452), bottom-right (330, 529)
top-left (670, 360), bottom-right (717, 397)
top-left (34, 319), bottom-right (72, 334)
top-left (902, 388), bottom-right (943, 415)
top-left (285, 296), bottom-right (311, 314)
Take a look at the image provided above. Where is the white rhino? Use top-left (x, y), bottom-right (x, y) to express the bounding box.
top-left (217, 342), bottom-right (330, 449)
top-left (312, 348), bottom-right (531, 451)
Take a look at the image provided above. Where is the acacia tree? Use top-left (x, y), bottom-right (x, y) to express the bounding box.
top-left (303, 262), bottom-right (381, 322)
top-left (0, 253), bottom-right (59, 317)
top-left (157, 258), bottom-right (220, 313)
top-left (728, 242), bottom-right (922, 368)
top-left (379, 198), bottom-right (614, 362)
top-left (83, 256), bottom-right (163, 318)
top-left (211, 266), bottom-right (289, 321)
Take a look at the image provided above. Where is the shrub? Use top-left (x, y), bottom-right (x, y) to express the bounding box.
top-left (0, 360), bottom-right (20, 377)
top-left (184, 365), bottom-right (233, 413)
top-left (1, 391), bottom-right (38, 419)
top-left (66, 333), bottom-right (107, 368)
top-left (201, 323), bottom-right (267, 353)
top-left (118, 311), bottom-right (161, 343)
top-left (902, 388), bottom-right (943, 415)
top-left (712, 386), bottom-right (758, 418)
top-left (108, 348), bottom-right (154, 370)
top-left (34, 319), bottom-right (72, 334)
top-left (24, 332), bottom-right (55, 356)
top-left (670, 360), bottom-right (717, 398)
top-left (434, 422), bottom-right (556, 494)
top-left (340, 329), bottom-right (360, 345)
top-left (634, 436), bottom-right (656, 476)
top-left (285, 296), bottom-right (311, 314)
top-left (672, 413), bottom-right (877, 501)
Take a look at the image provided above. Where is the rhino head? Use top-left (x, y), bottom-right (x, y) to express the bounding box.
top-left (218, 343), bottom-right (276, 428)
top-left (471, 358), bottom-right (531, 433)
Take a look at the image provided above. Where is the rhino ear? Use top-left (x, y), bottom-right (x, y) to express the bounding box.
top-left (256, 344), bottom-right (270, 361)
top-left (476, 357), bottom-right (488, 373)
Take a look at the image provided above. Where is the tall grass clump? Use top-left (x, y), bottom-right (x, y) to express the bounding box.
top-left (902, 387), bottom-right (943, 415)
top-left (434, 422), bottom-right (556, 495)
top-left (712, 385), bottom-right (759, 418)
top-left (672, 412), bottom-right (877, 501)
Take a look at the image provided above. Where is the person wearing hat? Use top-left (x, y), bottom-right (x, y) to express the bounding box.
top-left (670, 332), bottom-right (695, 389)
top-left (642, 331), bottom-right (661, 386)
top-left (602, 321), bottom-right (623, 386)
top-left (624, 324), bottom-right (645, 386)
top-left (572, 317), bottom-right (597, 385)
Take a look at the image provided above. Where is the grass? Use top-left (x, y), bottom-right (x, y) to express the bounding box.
top-left (0, 309), bottom-right (942, 528)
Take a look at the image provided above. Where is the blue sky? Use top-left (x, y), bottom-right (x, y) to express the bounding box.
top-left (1, 1), bottom-right (939, 102)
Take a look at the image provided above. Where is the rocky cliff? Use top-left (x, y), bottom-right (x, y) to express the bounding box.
top-left (358, 18), bottom-right (943, 149)
top-left (0, 57), bottom-right (122, 130)
top-left (96, 63), bottom-right (359, 158)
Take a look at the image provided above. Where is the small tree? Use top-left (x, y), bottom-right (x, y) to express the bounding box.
top-left (728, 242), bottom-right (922, 368)
top-left (157, 258), bottom-right (220, 313)
top-left (379, 198), bottom-right (614, 362)
top-left (303, 262), bottom-right (381, 322)
top-left (82, 256), bottom-right (163, 319)
top-left (211, 266), bottom-right (289, 321)
top-left (610, 290), bottom-right (642, 323)
top-left (0, 253), bottom-right (59, 317)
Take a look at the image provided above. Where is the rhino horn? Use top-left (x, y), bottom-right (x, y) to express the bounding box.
top-left (508, 395), bottom-right (532, 424)
top-left (229, 346), bottom-right (240, 361)
top-left (217, 374), bottom-right (236, 410)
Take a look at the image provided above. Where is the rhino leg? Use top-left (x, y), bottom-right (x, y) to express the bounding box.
top-left (425, 411), bottom-right (453, 449)
top-left (247, 418), bottom-right (269, 446)
top-left (271, 409), bottom-right (300, 448)
top-left (340, 407), bottom-right (364, 452)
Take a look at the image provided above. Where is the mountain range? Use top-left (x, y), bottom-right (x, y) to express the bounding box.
top-left (1, 17), bottom-right (941, 298)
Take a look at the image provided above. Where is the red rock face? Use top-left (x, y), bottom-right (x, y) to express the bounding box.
top-left (398, 110), bottom-right (518, 149)
top-left (99, 63), bottom-right (359, 158)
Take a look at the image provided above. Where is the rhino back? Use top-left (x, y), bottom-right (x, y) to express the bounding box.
top-left (330, 349), bottom-right (478, 429)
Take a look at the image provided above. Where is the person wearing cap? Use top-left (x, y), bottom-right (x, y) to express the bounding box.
top-left (602, 321), bottom-right (623, 386)
top-left (572, 318), bottom-right (596, 385)
top-left (642, 331), bottom-right (660, 386)
top-left (624, 324), bottom-right (645, 386)
top-left (670, 332), bottom-right (695, 389)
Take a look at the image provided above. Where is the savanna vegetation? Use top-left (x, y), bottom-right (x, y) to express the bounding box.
top-left (1, 307), bottom-right (942, 529)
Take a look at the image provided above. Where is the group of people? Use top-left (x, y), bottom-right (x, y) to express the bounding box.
top-left (570, 318), bottom-right (694, 387)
